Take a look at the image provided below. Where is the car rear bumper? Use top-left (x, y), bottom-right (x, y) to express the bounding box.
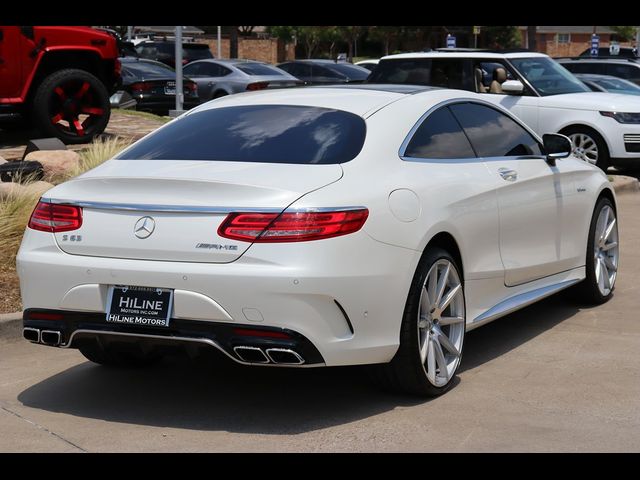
top-left (17, 228), bottom-right (420, 366)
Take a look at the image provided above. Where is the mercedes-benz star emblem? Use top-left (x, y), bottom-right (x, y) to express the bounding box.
top-left (134, 217), bottom-right (155, 239)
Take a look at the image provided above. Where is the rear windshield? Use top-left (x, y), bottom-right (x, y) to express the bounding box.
top-left (122, 61), bottom-right (175, 79)
top-left (117, 105), bottom-right (366, 164)
top-left (235, 63), bottom-right (287, 76)
top-left (326, 63), bottom-right (370, 80)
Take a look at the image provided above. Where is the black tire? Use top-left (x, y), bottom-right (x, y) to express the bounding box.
top-left (79, 343), bottom-right (161, 368)
top-left (31, 69), bottom-right (111, 144)
top-left (562, 126), bottom-right (610, 172)
top-left (212, 90), bottom-right (228, 99)
top-left (369, 247), bottom-right (465, 397)
top-left (571, 197), bottom-right (618, 305)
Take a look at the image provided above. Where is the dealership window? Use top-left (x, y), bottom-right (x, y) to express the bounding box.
top-left (557, 33), bottom-right (571, 44)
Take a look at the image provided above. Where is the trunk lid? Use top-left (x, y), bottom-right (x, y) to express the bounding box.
top-left (47, 160), bottom-right (342, 263)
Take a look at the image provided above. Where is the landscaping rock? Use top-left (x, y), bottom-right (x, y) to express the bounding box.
top-left (0, 156), bottom-right (6, 166)
top-left (0, 182), bottom-right (25, 200)
top-left (24, 150), bottom-right (80, 181)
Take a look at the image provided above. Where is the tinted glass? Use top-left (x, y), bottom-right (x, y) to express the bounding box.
top-left (592, 76), bottom-right (640, 94)
top-left (606, 64), bottom-right (640, 83)
top-left (449, 103), bottom-right (543, 157)
top-left (118, 105), bottom-right (366, 164)
top-left (368, 58), bottom-right (471, 89)
top-left (404, 107), bottom-right (475, 159)
top-left (236, 63), bottom-right (287, 76)
top-left (562, 62), bottom-right (606, 75)
top-left (509, 57), bottom-right (590, 96)
top-left (313, 65), bottom-right (343, 80)
top-left (325, 63), bottom-right (370, 80)
top-left (184, 45), bottom-right (213, 61)
top-left (122, 61), bottom-right (175, 79)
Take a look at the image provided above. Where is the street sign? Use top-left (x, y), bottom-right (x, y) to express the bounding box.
top-left (610, 41), bottom-right (620, 55)
top-left (591, 34), bottom-right (600, 56)
top-left (473, 26), bottom-right (481, 35)
top-left (447, 34), bottom-right (456, 48)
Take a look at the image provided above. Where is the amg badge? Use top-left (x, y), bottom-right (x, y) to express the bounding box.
top-left (196, 243), bottom-right (239, 251)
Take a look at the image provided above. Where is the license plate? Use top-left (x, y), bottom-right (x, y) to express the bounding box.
top-left (106, 285), bottom-right (174, 327)
top-left (164, 87), bottom-right (176, 95)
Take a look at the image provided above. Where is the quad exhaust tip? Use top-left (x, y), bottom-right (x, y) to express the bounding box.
top-left (40, 330), bottom-right (61, 347)
top-left (23, 327), bottom-right (40, 343)
top-left (233, 346), bottom-right (270, 364)
top-left (265, 348), bottom-right (305, 365)
top-left (233, 346), bottom-right (305, 365)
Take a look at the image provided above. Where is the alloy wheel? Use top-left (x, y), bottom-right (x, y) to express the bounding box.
top-left (417, 259), bottom-right (465, 387)
top-left (49, 79), bottom-right (106, 138)
top-left (594, 205), bottom-right (619, 296)
top-left (569, 133), bottom-right (598, 165)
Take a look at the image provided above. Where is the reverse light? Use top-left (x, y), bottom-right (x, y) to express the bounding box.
top-left (218, 209), bottom-right (369, 242)
top-left (28, 201), bottom-right (83, 233)
top-left (600, 111), bottom-right (640, 124)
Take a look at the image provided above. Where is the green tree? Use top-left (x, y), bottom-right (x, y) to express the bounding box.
top-left (483, 26), bottom-right (520, 49)
top-left (369, 26), bottom-right (405, 56)
top-left (610, 26), bottom-right (636, 41)
top-left (336, 26), bottom-right (364, 61)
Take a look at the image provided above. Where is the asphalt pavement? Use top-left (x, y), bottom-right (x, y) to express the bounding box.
top-left (1, 193), bottom-right (639, 452)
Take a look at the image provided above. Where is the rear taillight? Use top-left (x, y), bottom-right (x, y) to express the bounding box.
top-left (28, 201), bottom-right (83, 233)
top-left (131, 82), bottom-right (152, 93)
top-left (246, 82), bottom-right (269, 91)
top-left (185, 82), bottom-right (197, 94)
top-left (218, 209), bottom-right (369, 243)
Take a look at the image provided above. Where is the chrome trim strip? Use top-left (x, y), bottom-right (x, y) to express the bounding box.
top-left (233, 346), bottom-right (270, 364)
top-left (44, 198), bottom-right (367, 215)
top-left (23, 327), bottom-right (40, 343)
top-left (63, 329), bottom-right (324, 368)
top-left (265, 348), bottom-right (305, 365)
top-left (469, 278), bottom-right (580, 331)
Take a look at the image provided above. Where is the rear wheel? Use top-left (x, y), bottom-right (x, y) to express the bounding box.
top-left (79, 343), bottom-right (161, 368)
top-left (370, 247), bottom-right (465, 396)
top-left (212, 90), bottom-right (228, 99)
top-left (32, 69), bottom-right (110, 144)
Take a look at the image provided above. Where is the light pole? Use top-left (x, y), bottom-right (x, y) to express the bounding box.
top-left (171, 25), bottom-right (184, 117)
top-left (217, 26), bottom-right (221, 58)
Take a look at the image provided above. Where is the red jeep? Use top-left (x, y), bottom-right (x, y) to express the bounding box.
top-left (0, 26), bottom-right (120, 144)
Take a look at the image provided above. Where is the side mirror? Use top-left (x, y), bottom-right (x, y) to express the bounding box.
top-left (501, 80), bottom-right (524, 94)
top-left (543, 133), bottom-right (572, 166)
top-left (110, 91), bottom-right (137, 110)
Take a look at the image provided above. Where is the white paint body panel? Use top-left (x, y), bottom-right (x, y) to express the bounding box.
top-left (17, 88), bottom-right (614, 366)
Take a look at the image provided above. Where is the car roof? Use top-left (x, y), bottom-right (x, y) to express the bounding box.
top-left (119, 57), bottom-right (171, 68)
top-left (381, 51), bottom-right (550, 60)
top-left (188, 85), bottom-right (478, 118)
top-left (557, 57), bottom-right (640, 64)
top-left (281, 59), bottom-right (346, 64)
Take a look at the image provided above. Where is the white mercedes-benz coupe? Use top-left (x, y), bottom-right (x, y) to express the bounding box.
top-left (17, 85), bottom-right (619, 396)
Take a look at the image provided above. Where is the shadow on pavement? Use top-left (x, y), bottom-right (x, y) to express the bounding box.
top-left (18, 291), bottom-right (590, 434)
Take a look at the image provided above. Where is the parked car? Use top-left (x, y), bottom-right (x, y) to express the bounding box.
top-left (135, 41), bottom-right (213, 68)
top-left (369, 50), bottom-right (640, 170)
top-left (0, 26), bottom-right (120, 144)
top-left (277, 59), bottom-right (370, 85)
top-left (579, 47), bottom-right (637, 58)
top-left (355, 59), bottom-right (379, 72)
top-left (557, 57), bottom-right (640, 86)
top-left (182, 59), bottom-right (301, 101)
top-left (117, 57), bottom-right (199, 115)
top-left (19, 85), bottom-right (617, 397)
top-left (576, 73), bottom-right (640, 95)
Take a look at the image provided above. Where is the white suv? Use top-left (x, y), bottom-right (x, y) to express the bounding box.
top-left (369, 50), bottom-right (640, 170)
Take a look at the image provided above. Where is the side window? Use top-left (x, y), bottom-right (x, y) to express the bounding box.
top-left (183, 63), bottom-right (201, 76)
top-left (219, 66), bottom-right (233, 76)
top-left (403, 107), bottom-right (475, 159)
top-left (201, 63), bottom-right (222, 77)
top-left (449, 103), bottom-right (543, 157)
top-left (606, 64), bottom-right (640, 83)
top-left (430, 59), bottom-right (473, 90)
top-left (313, 65), bottom-right (343, 80)
top-left (563, 62), bottom-right (605, 75)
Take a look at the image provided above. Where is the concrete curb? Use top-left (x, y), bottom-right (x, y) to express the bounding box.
top-left (610, 175), bottom-right (640, 195)
top-left (0, 312), bottom-right (23, 342)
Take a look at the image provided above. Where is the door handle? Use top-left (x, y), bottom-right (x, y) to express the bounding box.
top-left (498, 167), bottom-right (518, 182)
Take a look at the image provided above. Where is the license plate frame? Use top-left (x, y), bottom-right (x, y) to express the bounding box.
top-left (106, 285), bottom-right (174, 328)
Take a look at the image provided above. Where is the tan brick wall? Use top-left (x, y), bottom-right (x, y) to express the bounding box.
top-left (521, 31), bottom-right (633, 57)
top-left (198, 37), bottom-right (295, 64)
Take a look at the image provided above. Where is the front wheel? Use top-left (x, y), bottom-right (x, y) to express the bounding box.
top-left (370, 247), bottom-right (466, 396)
top-left (563, 126), bottom-right (609, 171)
top-left (573, 197), bottom-right (619, 304)
top-left (31, 69), bottom-right (111, 144)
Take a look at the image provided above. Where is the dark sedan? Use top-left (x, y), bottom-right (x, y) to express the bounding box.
top-left (276, 59), bottom-right (370, 85)
top-left (117, 57), bottom-right (200, 115)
